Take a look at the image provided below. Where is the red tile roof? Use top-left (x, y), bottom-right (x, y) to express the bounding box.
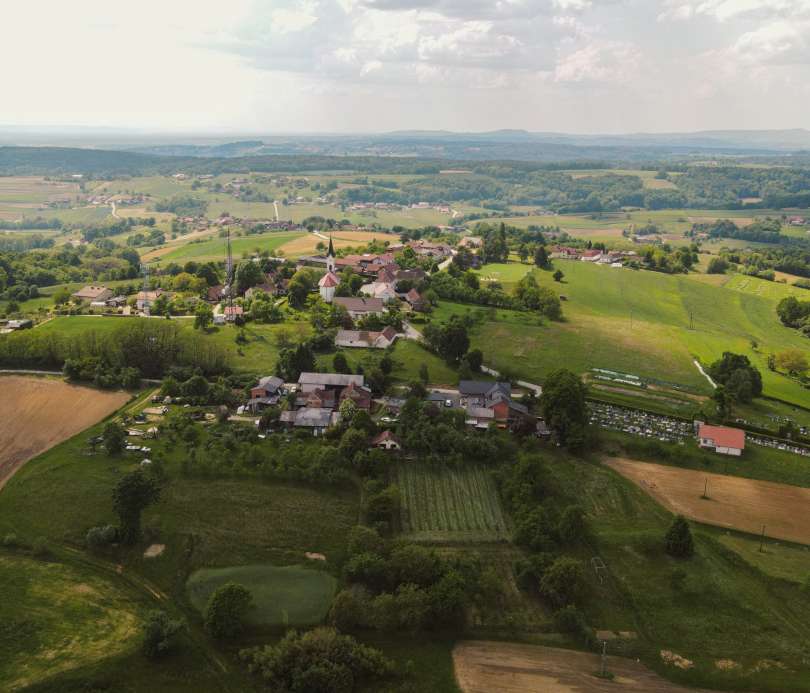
top-left (698, 424), bottom-right (745, 450)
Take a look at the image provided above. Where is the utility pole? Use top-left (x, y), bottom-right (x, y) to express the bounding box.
top-left (600, 640), bottom-right (607, 678)
top-left (759, 525), bottom-right (766, 553)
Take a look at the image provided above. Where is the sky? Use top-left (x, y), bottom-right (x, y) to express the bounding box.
top-left (4, 0), bottom-right (810, 134)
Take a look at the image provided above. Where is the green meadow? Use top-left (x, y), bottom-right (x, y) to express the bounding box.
top-left (187, 564), bottom-right (337, 627)
top-left (461, 261), bottom-right (809, 406)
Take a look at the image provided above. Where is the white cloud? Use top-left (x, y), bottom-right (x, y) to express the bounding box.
top-left (554, 41), bottom-right (641, 82)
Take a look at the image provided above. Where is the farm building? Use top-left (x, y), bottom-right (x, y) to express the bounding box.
top-left (248, 376), bottom-right (284, 411)
top-left (332, 296), bottom-right (385, 318)
top-left (72, 285), bottom-right (113, 303)
top-left (279, 407), bottom-right (339, 436)
top-left (371, 430), bottom-right (401, 451)
top-left (698, 424), bottom-right (745, 456)
top-left (298, 372), bottom-right (364, 393)
top-left (335, 327), bottom-right (397, 349)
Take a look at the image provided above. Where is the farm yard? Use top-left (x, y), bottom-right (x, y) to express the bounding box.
top-left (453, 641), bottom-right (712, 693)
top-left (604, 457), bottom-right (810, 545)
top-left (397, 465), bottom-right (509, 543)
top-left (0, 376), bottom-right (131, 489)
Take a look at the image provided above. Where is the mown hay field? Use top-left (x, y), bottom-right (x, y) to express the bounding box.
top-left (453, 641), bottom-right (713, 693)
top-left (398, 465), bottom-right (509, 543)
top-left (0, 376), bottom-right (130, 489)
top-left (604, 456), bottom-right (810, 546)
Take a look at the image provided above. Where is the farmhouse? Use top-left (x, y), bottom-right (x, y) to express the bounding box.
top-left (72, 285), bottom-right (113, 303)
top-left (335, 326), bottom-right (398, 349)
top-left (371, 430), bottom-right (401, 451)
top-left (333, 296), bottom-right (385, 318)
top-left (698, 424), bottom-right (745, 456)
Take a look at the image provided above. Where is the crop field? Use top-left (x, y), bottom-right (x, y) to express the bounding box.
top-left (0, 376), bottom-right (130, 490)
top-left (458, 261), bottom-right (810, 406)
top-left (604, 456), bottom-right (810, 545)
top-left (453, 641), bottom-right (711, 693)
top-left (187, 564), bottom-right (336, 627)
top-left (0, 553), bottom-right (141, 691)
top-left (397, 465), bottom-right (509, 542)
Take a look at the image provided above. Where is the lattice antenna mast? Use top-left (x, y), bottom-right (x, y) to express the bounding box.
top-left (225, 226), bottom-right (234, 311)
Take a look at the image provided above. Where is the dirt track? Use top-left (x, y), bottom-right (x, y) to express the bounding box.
top-left (0, 376), bottom-right (129, 490)
top-left (605, 457), bottom-right (810, 545)
top-left (453, 641), bottom-right (712, 692)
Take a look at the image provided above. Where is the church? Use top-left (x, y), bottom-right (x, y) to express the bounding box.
top-left (318, 236), bottom-right (340, 303)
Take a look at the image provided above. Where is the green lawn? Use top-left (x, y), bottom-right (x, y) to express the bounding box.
top-left (459, 261), bottom-right (810, 407)
top-left (187, 564), bottom-right (336, 627)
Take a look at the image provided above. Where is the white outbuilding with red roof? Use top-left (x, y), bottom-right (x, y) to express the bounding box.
top-left (698, 424), bottom-right (745, 456)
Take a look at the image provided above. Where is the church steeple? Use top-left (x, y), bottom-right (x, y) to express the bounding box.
top-left (326, 235), bottom-right (336, 273)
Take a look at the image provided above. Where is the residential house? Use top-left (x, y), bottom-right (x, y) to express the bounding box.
top-left (224, 305), bottom-right (244, 322)
top-left (248, 376), bottom-right (284, 411)
top-left (360, 281), bottom-right (398, 302)
top-left (549, 246), bottom-right (581, 260)
top-left (404, 289), bottom-right (427, 312)
top-left (136, 289), bottom-right (166, 312)
top-left (459, 381), bottom-right (512, 407)
top-left (371, 430), bottom-right (401, 451)
top-left (206, 285), bottom-right (224, 303)
top-left (697, 424), bottom-right (745, 456)
top-left (335, 327), bottom-right (398, 349)
top-left (333, 296), bottom-right (385, 319)
top-left (72, 285), bottom-right (113, 303)
top-left (458, 236), bottom-right (483, 249)
top-left (581, 250), bottom-right (603, 262)
top-left (339, 381), bottom-right (372, 410)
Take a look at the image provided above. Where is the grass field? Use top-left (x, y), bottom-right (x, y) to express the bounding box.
top-left (460, 261), bottom-right (810, 406)
top-left (544, 451), bottom-right (810, 691)
top-left (187, 564), bottom-right (336, 627)
top-left (397, 465), bottom-right (509, 542)
top-left (0, 553), bottom-right (141, 691)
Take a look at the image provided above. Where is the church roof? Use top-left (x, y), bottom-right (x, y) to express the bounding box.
top-left (327, 235), bottom-right (335, 257)
top-left (319, 271), bottom-right (340, 288)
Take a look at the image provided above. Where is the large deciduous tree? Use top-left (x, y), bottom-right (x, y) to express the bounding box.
top-left (539, 369), bottom-right (588, 449)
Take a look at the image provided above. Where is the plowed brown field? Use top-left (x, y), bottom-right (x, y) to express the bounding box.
top-left (0, 376), bottom-right (129, 489)
top-left (604, 457), bottom-right (810, 545)
top-left (453, 641), bottom-right (713, 692)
